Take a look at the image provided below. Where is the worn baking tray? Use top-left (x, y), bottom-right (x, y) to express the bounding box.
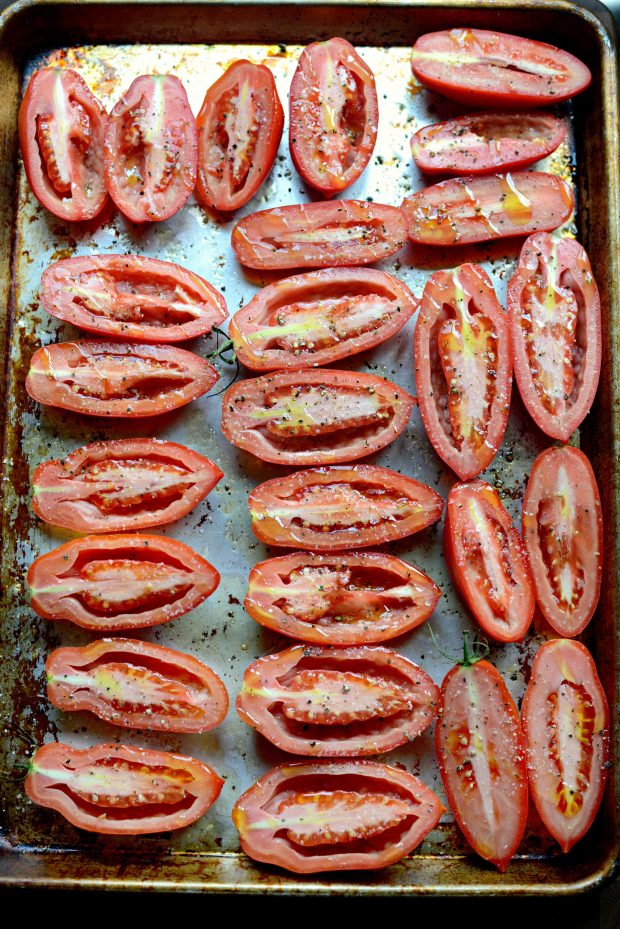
top-left (0, 0), bottom-right (619, 896)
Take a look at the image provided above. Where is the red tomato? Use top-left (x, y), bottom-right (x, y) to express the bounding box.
top-left (401, 171), bottom-right (573, 246)
top-left (28, 533), bottom-right (220, 631)
top-left (507, 232), bottom-right (601, 441)
top-left (522, 639), bottom-right (609, 853)
top-left (32, 438), bottom-right (223, 533)
top-left (46, 638), bottom-right (228, 733)
top-left (245, 551), bottom-right (440, 645)
top-left (249, 464), bottom-right (444, 550)
top-left (411, 29), bottom-right (591, 108)
top-left (237, 643), bottom-right (439, 756)
top-left (231, 199), bottom-right (407, 269)
top-left (25, 742), bottom-right (223, 835)
top-left (289, 37), bottom-right (378, 195)
top-left (18, 67), bottom-right (108, 222)
top-left (25, 341), bottom-right (218, 417)
top-left (41, 254), bottom-right (228, 342)
top-left (414, 263), bottom-right (512, 481)
top-left (435, 655), bottom-right (528, 872)
top-left (411, 112), bottom-right (566, 176)
top-left (221, 369), bottom-right (415, 466)
top-left (229, 267), bottom-right (418, 371)
top-left (522, 447), bottom-right (602, 637)
top-left (196, 59), bottom-right (283, 211)
top-left (444, 480), bottom-right (535, 642)
top-left (233, 759), bottom-right (443, 873)
top-left (104, 74), bottom-right (197, 223)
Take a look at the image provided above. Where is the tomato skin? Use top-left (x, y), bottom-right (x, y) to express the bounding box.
top-left (522, 639), bottom-right (610, 853)
top-left (249, 464), bottom-right (444, 550)
top-left (25, 341), bottom-right (218, 417)
top-left (414, 263), bottom-right (512, 481)
top-left (411, 29), bottom-right (592, 109)
top-left (18, 67), bottom-right (108, 222)
top-left (245, 551), bottom-right (440, 645)
top-left (229, 267), bottom-right (418, 371)
top-left (196, 59), bottom-right (283, 211)
top-left (289, 37), bottom-right (378, 196)
top-left (25, 742), bottom-right (223, 835)
top-left (507, 232), bottom-right (601, 442)
top-left (41, 254), bottom-right (228, 343)
top-left (32, 438), bottom-right (222, 533)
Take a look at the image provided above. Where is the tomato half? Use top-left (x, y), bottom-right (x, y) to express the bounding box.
top-left (25, 742), bottom-right (223, 835)
top-left (245, 551), bottom-right (441, 645)
top-left (25, 341), bottom-right (218, 417)
top-left (237, 643), bottom-right (439, 757)
top-left (221, 369), bottom-right (415, 466)
top-left (444, 480), bottom-right (535, 642)
top-left (522, 447), bottom-right (602, 637)
top-left (104, 74), bottom-right (197, 223)
top-left (411, 29), bottom-right (591, 108)
top-left (18, 67), bottom-right (108, 222)
top-left (196, 59), bottom-right (283, 211)
top-left (507, 232), bottom-right (601, 442)
top-left (289, 37), bottom-right (378, 195)
top-left (233, 759), bottom-right (443, 873)
top-left (414, 263), bottom-right (512, 481)
top-left (46, 638), bottom-right (229, 733)
top-left (41, 254), bottom-right (228, 343)
top-left (32, 438), bottom-right (223, 533)
top-left (231, 200), bottom-right (407, 269)
top-left (522, 639), bottom-right (609, 853)
top-left (249, 464), bottom-right (444, 550)
top-left (411, 112), bottom-right (566, 176)
top-left (28, 534), bottom-right (220, 631)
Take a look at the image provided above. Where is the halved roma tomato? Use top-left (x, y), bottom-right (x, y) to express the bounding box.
top-left (245, 551), bottom-right (440, 645)
top-left (233, 759), bottom-right (443, 873)
top-left (25, 742), bottom-right (223, 835)
top-left (46, 638), bottom-right (229, 733)
top-left (236, 643), bottom-right (439, 756)
top-left (28, 534), bottom-right (220, 631)
top-left (196, 59), bottom-right (283, 211)
top-left (414, 263), bottom-right (512, 481)
top-left (18, 67), bottom-right (108, 222)
top-left (289, 37), bottom-right (378, 195)
top-left (104, 74), bottom-right (197, 223)
top-left (249, 464), bottom-right (444, 550)
top-left (507, 232), bottom-right (601, 441)
top-left (522, 447), bottom-right (602, 637)
top-left (32, 438), bottom-right (223, 533)
top-left (444, 480), bottom-right (535, 642)
top-left (221, 369), bottom-right (414, 466)
top-left (411, 112), bottom-right (566, 176)
top-left (231, 200), bottom-right (407, 269)
top-left (411, 29), bottom-right (591, 108)
top-left (401, 171), bottom-right (573, 246)
top-left (25, 341), bottom-right (218, 417)
top-left (522, 639), bottom-right (609, 853)
top-left (41, 254), bottom-right (228, 343)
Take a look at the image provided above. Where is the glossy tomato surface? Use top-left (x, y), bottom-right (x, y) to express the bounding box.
top-left (289, 37), bottom-right (378, 195)
top-left (28, 533), bottom-right (220, 631)
top-left (522, 639), bottom-right (609, 853)
top-left (41, 254), bottom-right (228, 342)
top-left (233, 759), bottom-right (443, 873)
top-left (249, 464), bottom-right (444, 550)
top-left (507, 232), bottom-right (601, 441)
top-left (230, 267), bottom-right (417, 371)
top-left (196, 59), bottom-right (283, 211)
top-left (26, 742), bottom-right (223, 835)
top-left (236, 643), bottom-right (440, 756)
top-left (414, 263), bottom-right (512, 480)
